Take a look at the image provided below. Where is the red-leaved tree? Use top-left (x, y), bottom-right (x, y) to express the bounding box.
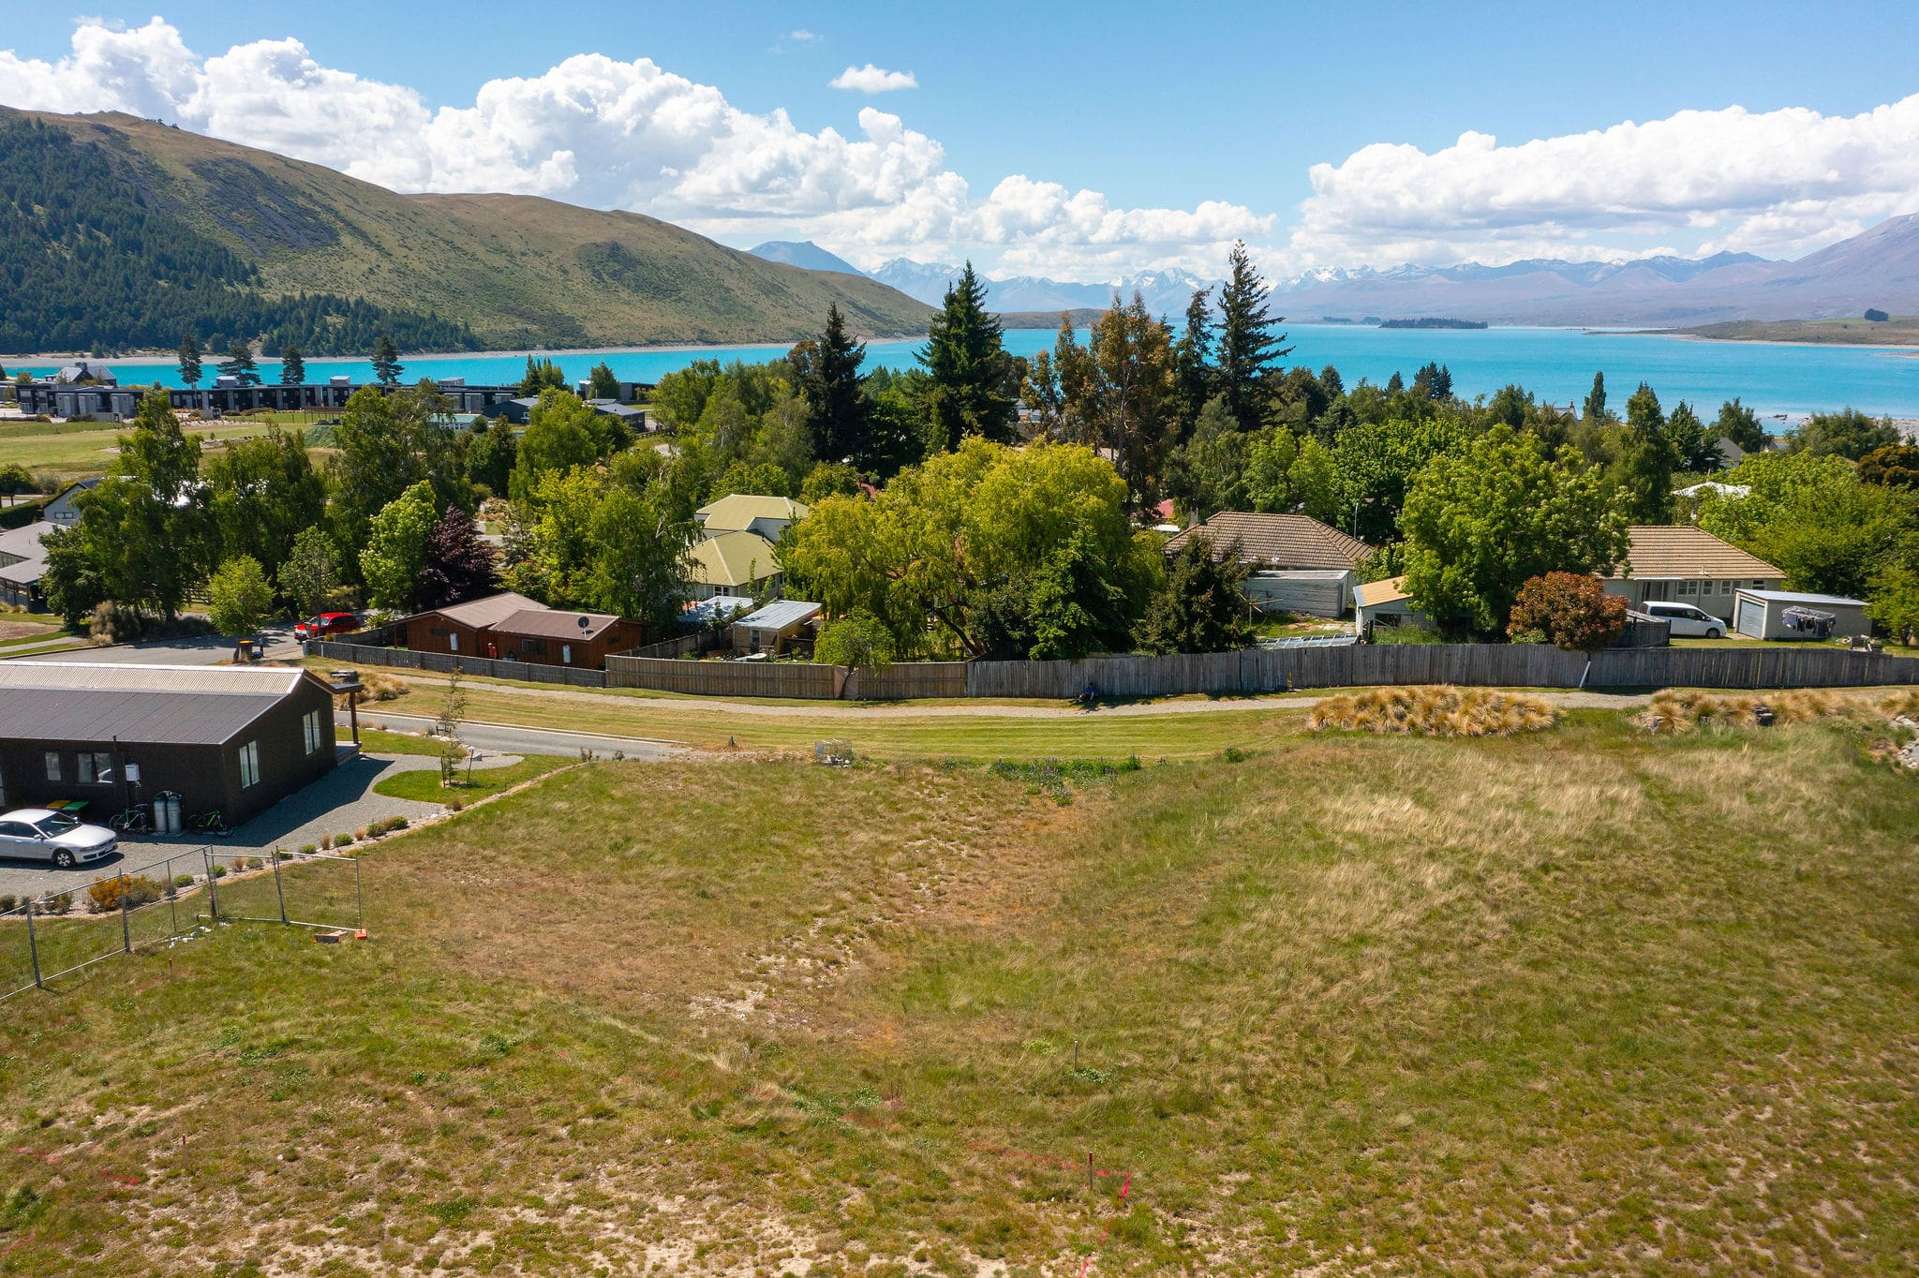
top-left (1507, 571), bottom-right (1627, 651)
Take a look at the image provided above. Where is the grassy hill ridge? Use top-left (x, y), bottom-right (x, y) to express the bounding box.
top-left (1, 107), bottom-right (934, 355)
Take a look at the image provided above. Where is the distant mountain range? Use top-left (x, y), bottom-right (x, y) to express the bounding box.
top-left (1263, 218), bottom-right (1919, 326)
top-left (763, 213), bottom-right (1919, 331)
top-left (747, 240), bottom-right (865, 276)
top-left (1, 107), bottom-right (932, 355)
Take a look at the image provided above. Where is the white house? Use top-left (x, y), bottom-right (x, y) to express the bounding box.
top-left (1600, 526), bottom-right (1785, 623)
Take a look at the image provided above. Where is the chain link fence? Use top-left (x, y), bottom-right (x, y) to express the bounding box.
top-left (0, 844), bottom-right (365, 1003)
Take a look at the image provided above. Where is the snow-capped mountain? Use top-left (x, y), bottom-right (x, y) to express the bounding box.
top-left (864, 260), bottom-right (1214, 318)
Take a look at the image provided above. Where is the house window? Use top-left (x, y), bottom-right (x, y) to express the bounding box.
top-left (239, 740), bottom-right (261, 789)
top-left (561, 643), bottom-right (573, 664)
top-left (302, 709), bottom-right (325, 755)
top-left (77, 752), bottom-right (113, 784)
top-left (1676, 580), bottom-right (1696, 597)
top-left (43, 752), bottom-right (60, 782)
top-left (449, 632), bottom-right (460, 653)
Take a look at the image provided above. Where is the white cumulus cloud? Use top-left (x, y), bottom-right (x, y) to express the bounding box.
top-left (828, 64), bottom-right (918, 93)
top-left (1289, 95), bottom-right (1919, 267)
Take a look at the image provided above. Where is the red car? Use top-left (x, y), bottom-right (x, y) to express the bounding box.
top-left (295, 612), bottom-right (360, 643)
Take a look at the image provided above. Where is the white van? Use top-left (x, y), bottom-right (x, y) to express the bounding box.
top-left (1643, 600), bottom-right (1726, 638)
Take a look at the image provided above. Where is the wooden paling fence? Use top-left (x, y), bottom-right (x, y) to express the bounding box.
top-left (315, 638), bottom-right (1919, 702)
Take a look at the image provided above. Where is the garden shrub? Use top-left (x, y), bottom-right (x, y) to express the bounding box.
top-left (1507, 571), bottom-right (1627, 650)
top-left (86, 875), bottom-right (163, 913)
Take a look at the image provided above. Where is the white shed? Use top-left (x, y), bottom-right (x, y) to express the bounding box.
top-left (1352, 575), bottom-right (1430, 634)
top-left (1245, 569), bottom-right (1353, 618)
top-left (1732, 589), bottom-right (1872, 641)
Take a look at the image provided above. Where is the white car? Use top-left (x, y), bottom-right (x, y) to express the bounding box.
top-left (0, 808), bottom-right (118, 868)
top-left (1644, 600), bottom-right (1726, 638)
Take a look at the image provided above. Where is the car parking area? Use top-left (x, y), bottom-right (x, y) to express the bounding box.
top-left (0, 750), bottom-right (454, 903)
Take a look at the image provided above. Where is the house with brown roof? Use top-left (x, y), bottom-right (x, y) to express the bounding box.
top-left (1600, 525), bottom-right (1785, 622)
top-left (1162, 512), bottom-right (1373, 617)
top-left (485, 609), bottom-right (647, 669)
top-left (401, 591), bottom-right (544, 659)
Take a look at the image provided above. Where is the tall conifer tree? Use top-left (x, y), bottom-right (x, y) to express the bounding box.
top-left (1213, 242), bottom-right (1290, 431)
top-left (279, 343), bottom-right (305, 386)
top-left (800, 304), bottom-right (872, 465)
top-left (918, 263), bottom-right (1016, 450)
top-left (1171, 287), bottom-right (1215, 441)
top-left (177, 333), bottom-right (202, 388)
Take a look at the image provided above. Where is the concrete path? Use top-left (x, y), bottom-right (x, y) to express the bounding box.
top-left (348, 710), bottom-right (684, 760)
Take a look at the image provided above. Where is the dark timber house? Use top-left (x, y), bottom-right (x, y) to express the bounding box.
top-left (0, 663), bottom-right (339, 826)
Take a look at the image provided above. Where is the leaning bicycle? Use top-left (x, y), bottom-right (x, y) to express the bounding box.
top-left (186, 809), bottom-right (231, 837)
top-left (107, 805), bottom-right (152, 835)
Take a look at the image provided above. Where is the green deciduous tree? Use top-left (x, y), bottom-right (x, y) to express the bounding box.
top-left (587, 361), bottom-right (620, 399)
top-left (1712, 398), bottom-right (1766, 454)
top-left (328, 386), bottom-right (426, 582)
top-left (203, 429), bottom-right (326, 583)
top-left (1401, 426), bottom-right (1630, 637)
top-left (207, 555), bottom-right (275, 647)
top-left (279, 526), bottom-right (340, 618)
top-left (1034, 293), bottom-right (1178, 511)
top-left (814, 611), bottom-right (896, 670)
top-left (918, 263), bottom-right (1017, 449)
top-left (1695, 451), bottom-right (1914, 598)
top-left (359, 481), bottom-right (439, 612)
top-left (1859, 444), bottom-right (1919, 490)
top-left (509, 390), bottom-right (622, 502)
top-left (1787, 407), bottom-right (1903, 461)
top-left (784, 439), bottom-right (1157, 658)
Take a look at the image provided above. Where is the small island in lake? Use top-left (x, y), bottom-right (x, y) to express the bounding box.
top-left (1377, 317), bottom-right (1489, 330)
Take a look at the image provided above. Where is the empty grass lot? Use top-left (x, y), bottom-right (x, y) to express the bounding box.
top-left (1, 705), bottom-right (1916, 1274)
top-left (0, 417), bottom-right (315, 483)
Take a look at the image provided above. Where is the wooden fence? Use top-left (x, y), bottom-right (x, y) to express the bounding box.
top-left (612, 630), bottom-right (723, 660)
top-left (314, 637), bottom-right (1919, 702)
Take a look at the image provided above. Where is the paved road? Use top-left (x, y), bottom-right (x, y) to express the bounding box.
top-left (13, 624), bottom-right (301, 666)
top-left (348, 710), bottom-right (685, 761)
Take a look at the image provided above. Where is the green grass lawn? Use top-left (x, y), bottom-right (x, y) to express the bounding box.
top-left (0, 417), bottom-right (317, 482)
top-left (1, 706), bottom-right (1916, 1273)
top-left (371, 752), bottom-right (570, 803)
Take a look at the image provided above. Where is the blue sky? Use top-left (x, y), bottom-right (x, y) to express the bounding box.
top-left (6, 3), bottom-right (1919, 279)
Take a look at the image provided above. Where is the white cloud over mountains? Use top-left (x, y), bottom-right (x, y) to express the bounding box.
top-left (829, 64), bottom-right (917, 93)
top-left (3, 18), bottom-right (1916, 281)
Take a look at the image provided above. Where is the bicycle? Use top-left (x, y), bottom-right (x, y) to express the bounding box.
top-left (186, 809), bottom-right (231, 837)
top-left (107, 805), bottom-right (152, 835)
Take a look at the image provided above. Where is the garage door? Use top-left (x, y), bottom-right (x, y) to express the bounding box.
top-left (1735, 598), bottom-right (1764, 637)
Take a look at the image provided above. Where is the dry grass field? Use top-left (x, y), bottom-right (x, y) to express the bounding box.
top-left (1, 708), bottom-right (1916, 1274)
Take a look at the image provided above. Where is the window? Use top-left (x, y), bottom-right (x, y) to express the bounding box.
top-left (77, 752), bottom-right (113, 784)
top-left (1676, 580), bottom-right (1697, 598)
top-left (43, 752), bottom-right (60, 782)
top-left (561, 643), bottom-right (573, 664)
top-left (449, 632), bottom-right (460, 653)
top-left (239, 740), bottom-right (260, 789)
top-left (302, 709), bottom-right (325, 755)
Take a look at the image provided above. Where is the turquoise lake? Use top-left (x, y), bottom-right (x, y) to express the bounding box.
top-left (22, 324), bottom-right (1919, 420)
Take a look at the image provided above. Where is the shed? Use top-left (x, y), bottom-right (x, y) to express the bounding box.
top-left (1732, 589), bottom-right (1872, 641)
top-left (484, 608), bottom-right (647, 668)
top-left (0, 662), bottom-right (338, 827)
top-left (1352, 576), bottom-right (1430, 633)
top-left (1245, 569), bottom-right (1353, 618)
top-left (730, 600), bottom-right (822, 656)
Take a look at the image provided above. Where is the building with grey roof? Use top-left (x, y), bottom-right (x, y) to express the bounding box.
top-left (0, 663), bottom-right (340, 827)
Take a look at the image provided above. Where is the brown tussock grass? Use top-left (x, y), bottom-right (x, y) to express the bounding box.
top-left (1307, 685), bottom-right (1558, 737)
top-left (1638, 688), bottom-right (1919, 734)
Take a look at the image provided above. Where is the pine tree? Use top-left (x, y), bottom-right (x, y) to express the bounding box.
top-left (800, 304), bottom-right (872, 465)
top-left (1583, 371), bottom-right (1609, 424)
top-left (218, 339), bottom-right (260, 387)
top-left (279, 343), bottom-right (306, 386)
top-left (917, 263), bottom-right (1016, 450)
top-left (177, 333), bottom-right (202, 388)
top-left (1171, 288), bottom-right (1214, 441)
top-left (372, 334), bottom-right (403, 386)
top-left (1214, 242), bottom-right (1290, 431)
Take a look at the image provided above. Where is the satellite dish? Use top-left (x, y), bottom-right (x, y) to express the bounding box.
top-left (577, 615), bottom-right (592, 630)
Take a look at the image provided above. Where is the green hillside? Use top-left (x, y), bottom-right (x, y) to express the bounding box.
top-left (0, 107), bottom-right (934, 356)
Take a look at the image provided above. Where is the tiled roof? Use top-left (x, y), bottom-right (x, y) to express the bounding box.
top-left (695, 494), bottom-right (810, 531)
top-left (1606, 526), bottom-right (1782, 580)
top-left (1163, 512), bottom-right (1371, 570)
top-left (688, 531), bottom-right (780, 587)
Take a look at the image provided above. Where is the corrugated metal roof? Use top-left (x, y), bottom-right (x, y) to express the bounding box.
top-left (688, 531), bottom-right (780, 587)
top-left (1163, 512), bottom-right (1372, 570)
top-left (0, 662), bottom-right (311, 746)
top-left (735, 600), bottom-right (821, 631)
top-left (428, 591), bottom-right (545, 628)
top-left (1736, 588), bottom-right (1868, 607)
top-left (492, 608), bottom-right (624, 640)
top-left (695, 494), bottom-right (810, 532)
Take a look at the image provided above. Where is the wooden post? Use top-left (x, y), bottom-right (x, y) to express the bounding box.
top-left (25, 900), bottom-right (42, 989)
top-left (119, 871), bottom-right (132, 954)
top-left (1086, 1151), bottom-right (1094, 1194)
